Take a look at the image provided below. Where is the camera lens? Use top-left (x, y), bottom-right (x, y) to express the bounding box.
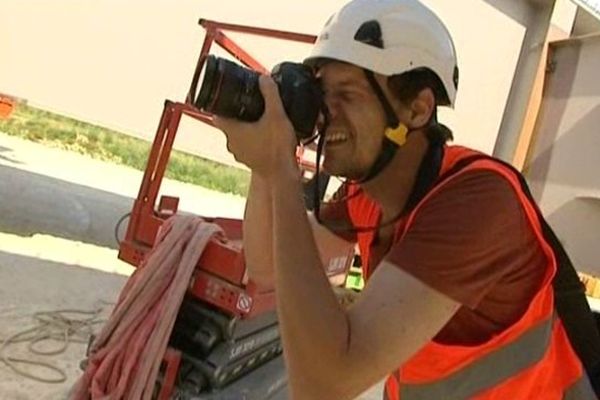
top-left (195, 55), bottom-right (265, 122)
top-left (195, 55), bottom-right (219, 110)
top-left (194, 55), bottom-right (323, 141)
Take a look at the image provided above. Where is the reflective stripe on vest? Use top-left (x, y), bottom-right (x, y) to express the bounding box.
top-left (399, 315), bottom-right (554, 399)
top-left (564, 375), bottom-right (597, 399)
top-left (397, 313), bottom-right (596, 398)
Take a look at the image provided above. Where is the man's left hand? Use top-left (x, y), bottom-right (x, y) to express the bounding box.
top-left (213, 75), bottom-right (298, 179)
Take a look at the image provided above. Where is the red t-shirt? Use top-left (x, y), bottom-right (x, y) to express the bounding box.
top-left (320, 170), bottom-right (547, 345)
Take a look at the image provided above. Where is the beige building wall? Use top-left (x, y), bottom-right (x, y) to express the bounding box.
top-left (525, 35), bottom-right (600, 274)
top-left (0, 0), bottom-right (557, 167)
top-left (512, 2), bottom-right (600, 170)
top-left (512, 24), bottom-right (571, 171)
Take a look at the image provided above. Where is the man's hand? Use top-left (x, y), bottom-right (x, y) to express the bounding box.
top-left (213, 75), bottom-right (298, 179)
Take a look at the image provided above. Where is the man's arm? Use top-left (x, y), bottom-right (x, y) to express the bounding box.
top-left (215, 77), bottom-right (456, 398)
top-left (243, 172), bottom-right (354, 289)
top-left (242, 172), bottom-right (275, 289)
top-left (271, 167), bottom-right (460, 400)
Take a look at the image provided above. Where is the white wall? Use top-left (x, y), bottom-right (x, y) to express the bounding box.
top-left (526, 35), bottom-right (600, 273)
top-left (1, 0), bottom-right (530, 167)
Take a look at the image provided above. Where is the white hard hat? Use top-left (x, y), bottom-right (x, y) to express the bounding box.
top-left (305, 0), bottom-right (458, 107)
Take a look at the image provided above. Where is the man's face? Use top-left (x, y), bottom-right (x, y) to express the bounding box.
top-left (317, 62), bottom-right (392, 179)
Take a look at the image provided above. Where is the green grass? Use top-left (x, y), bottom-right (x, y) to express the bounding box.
top-left (0, 103), bottom-right (250, 196)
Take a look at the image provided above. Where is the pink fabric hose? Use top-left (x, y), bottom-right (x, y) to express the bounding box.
top-left (70, 216), bottom-right (223, 400)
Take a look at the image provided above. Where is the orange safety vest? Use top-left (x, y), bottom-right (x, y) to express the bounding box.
top-left (346, 145), bottom-right (596, 399)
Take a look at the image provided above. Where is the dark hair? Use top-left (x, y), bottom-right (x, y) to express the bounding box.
top-left (387, 68), bottom-right (453, 145)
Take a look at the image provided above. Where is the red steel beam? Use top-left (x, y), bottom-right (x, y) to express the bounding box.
top-left (145, 103), bottom-right (183, 207)
top-left (199, 19), bottom-right (316, 44)
top-left (214, 30), bottom-right (268, 74)
top-left (186, 31), bottom-right (216, 104)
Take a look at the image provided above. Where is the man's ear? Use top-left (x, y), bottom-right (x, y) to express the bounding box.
top-left (409, 88), bottom-right (435, 128)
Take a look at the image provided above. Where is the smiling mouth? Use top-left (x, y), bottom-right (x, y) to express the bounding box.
top-left (325, 132), bottom-right (349, 146)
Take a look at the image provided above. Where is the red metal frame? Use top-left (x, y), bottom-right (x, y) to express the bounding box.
top-left (157, 348), bottom-right (182, 400)
top-left (186, 19), bottom-right (315, 104)
top-left (0, 95), bottom-right (15, 119)
top-left (118, 19), bottom-right (317, 319)
top-left (115, 19), bottom-right (360, 399)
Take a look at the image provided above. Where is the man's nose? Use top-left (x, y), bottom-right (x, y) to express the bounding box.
top-left (323, 95), bottom-right (339, 121)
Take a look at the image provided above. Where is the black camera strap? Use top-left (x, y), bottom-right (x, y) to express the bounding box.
top-left (311, 122), bottom-right (329, 222)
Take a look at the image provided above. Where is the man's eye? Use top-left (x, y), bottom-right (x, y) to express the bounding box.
top-left (324, 89), bottom-right (359, 103)
top-left (340, 91), bottom-right (357, 101)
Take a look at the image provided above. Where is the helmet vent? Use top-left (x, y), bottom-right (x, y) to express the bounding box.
top-left (453, 66), bottom-right (459, 89)
top-left (354, 20), bottom-right (384, 49)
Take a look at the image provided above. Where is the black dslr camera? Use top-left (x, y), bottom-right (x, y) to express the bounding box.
top-left (194, 55), bottom-right (324, 140)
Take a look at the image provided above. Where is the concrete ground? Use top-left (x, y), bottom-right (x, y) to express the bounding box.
top-left (0, 133), bottom-right (384, 399)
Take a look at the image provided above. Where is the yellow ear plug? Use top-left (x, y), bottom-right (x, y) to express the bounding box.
top-left (384, 123), bottom-right (409, 146)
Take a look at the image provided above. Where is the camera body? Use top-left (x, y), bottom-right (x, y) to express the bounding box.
top-left (194, 55), bottom-right (323, 140)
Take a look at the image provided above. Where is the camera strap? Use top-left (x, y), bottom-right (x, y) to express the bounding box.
top-left (312, 120), bottom-right (328, 222)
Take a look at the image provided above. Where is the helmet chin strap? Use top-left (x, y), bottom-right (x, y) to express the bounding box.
top-left (355, 69), bottom-right (409, 184)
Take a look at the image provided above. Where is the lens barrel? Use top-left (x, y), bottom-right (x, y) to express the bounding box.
top-left (194, 55), bottom-right (323, 140)
top-left (195, 55), bottom-right (264, 121)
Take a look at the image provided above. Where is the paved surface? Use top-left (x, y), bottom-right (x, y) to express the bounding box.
top-left (0, 133), bottom-right (384, 399)
top-left (0, 133), bottom-right (246, 249)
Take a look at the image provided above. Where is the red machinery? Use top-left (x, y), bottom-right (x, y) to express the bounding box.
top-left (117, 19), bottom-right (354, 399)
top-left (0, 94), bottom-right (15, 119)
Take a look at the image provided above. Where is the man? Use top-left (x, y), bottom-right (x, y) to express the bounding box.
top-left (214, 0), bottom-right (598, 398)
